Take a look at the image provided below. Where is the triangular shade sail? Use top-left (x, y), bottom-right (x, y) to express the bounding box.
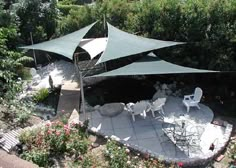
top-left (20, 22), bottom-right (97, 60)
top-left (79, 38), bottom-right (107, 59)
top-left (96, 23), bottom-right (184, 64)
top-left (90, 53), bottom-right (217, 77)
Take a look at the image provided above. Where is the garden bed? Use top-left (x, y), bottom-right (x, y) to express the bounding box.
top-left (34, 86), bottom-right (61, 120)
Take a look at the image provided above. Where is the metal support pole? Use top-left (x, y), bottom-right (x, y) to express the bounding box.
top-left (79, 69), bottom-right (86, 119)
top-left (30, 32), bottom-right (37, 68)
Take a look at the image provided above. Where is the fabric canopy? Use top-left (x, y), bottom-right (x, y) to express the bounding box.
top-left (20, 22), bottom-right (97, 60)
top-left (96, 23), bottom-right (184, 64)
top-left (79, 38), bottom-right (107, 59)
top-left (90, 53), bottom-right (216, 77)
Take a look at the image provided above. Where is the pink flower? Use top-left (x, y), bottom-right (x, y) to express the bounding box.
top-left (56, 131), bottom-right (61, 136)
top-left (64, 124), bottom-right (70, 131)
top-left (71, 122), bottom-right (76, 127)
top-left (61, 110), bottom-right (65, 113)
top-left (46, 123), bottom-right (51, 127)
top-left (47, 130), bottom-right (52, 135)
top-left (177, 162), bottom-right (184, 167)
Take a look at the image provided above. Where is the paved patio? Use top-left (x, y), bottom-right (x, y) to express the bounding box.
top-left (80, 96), bottom-right (232, 165)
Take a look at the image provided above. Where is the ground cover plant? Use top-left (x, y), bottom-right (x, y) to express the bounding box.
top-left (230, 141), bottom-right (236, 167)
top-left (104, 139), bottom-right (179, 168)
top-left (33, 88), bottom-right (50, 103)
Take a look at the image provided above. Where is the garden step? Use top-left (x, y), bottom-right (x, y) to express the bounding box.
top-left (56, 81), bottom-right (80, 115)
top-left (0, 121), bottom-right (47, 153)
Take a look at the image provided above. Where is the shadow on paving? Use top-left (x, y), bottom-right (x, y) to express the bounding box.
top-left (84, 77), bottom-right (156, 106)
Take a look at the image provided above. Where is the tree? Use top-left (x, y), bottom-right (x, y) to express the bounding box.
top-left (14, 0), bottom-right (58, 44)
top-left (59, 5), bottom-right (94, 34)
top-left (0, 27), bottom-right (33, 99)
top-left (0, 0), bottom-right (14, 27)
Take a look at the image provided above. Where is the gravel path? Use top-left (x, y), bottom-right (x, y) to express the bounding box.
top-left (31, 60), bottom-right (76, 90)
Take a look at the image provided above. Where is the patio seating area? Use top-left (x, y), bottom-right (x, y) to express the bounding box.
top-left (80, 96), bottom-right (233, 165)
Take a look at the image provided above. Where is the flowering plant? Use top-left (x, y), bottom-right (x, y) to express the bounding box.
top-left (104, 140), bottom-right (170, 168)
top-left (19, 120), bottom-right (89, 167)
top-left (104, 140), bottom-right (130, 168)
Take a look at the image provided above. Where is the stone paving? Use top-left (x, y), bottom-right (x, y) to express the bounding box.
top-left (80, 96), bottom-right (233, 166)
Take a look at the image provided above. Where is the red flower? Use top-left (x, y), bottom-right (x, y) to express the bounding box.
top-left (56, 131), bottom-right (61, 136)
top-left (47, 130), bottom-right (52, 135)
top-left (64, 124), bottom-right (69, 130)
top-left (78, 156), bottom-right (83, 160)
top-left (177, 162), bottom-right (184, 167)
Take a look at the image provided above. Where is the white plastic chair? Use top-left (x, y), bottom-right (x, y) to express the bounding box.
top-left (182, 87), bottom-right (203, 113)
top-left (129, 101), bottom-right (149, 122)
top-left (150, 98), bottom-right (166, 117)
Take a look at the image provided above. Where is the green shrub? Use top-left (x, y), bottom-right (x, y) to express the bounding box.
top-left (231, 143), bottom-right (236, 162)
top-left (19, 128), bottom-right (41, 146)
top-left (81, 155), bottom-right (93, 168)
top-left (21, 149), bottom-right (50, 167)
top-left (57, 4), bottom-right (82, 16)
top-left (18, 67), bottom-right (32, 80)
top-left (16, 110), bottom-right (31, 124)
top-left (33, 88), bottom-right (49, 103)
top-left (19, 121), bottom-right (90, 167)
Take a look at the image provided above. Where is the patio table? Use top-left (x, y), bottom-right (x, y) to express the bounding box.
top-left (162, 118), bottom-right (195, 155)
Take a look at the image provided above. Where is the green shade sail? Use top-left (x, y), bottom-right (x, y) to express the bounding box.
top-left (96, 23), bottom-right (185, 64)
top-left (90, 53), bottom-right (217, 77)
top-left (20, 22), bottom-right (97, 60)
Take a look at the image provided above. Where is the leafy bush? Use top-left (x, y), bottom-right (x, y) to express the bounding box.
top-left (104, 139), bottom-right (175, 168)
top-left (231, 143), bottom-right (236, 165)
top-left (104, 140), bottom-right (132, 168)
top-left (144, 158), bottom-right (166, 168)
top-left (19, 129), bottom-right (40, 145)
top-left (57, 4), bottom-right (82, 16)
top-left (19, 121), bottom-right (89, 167)
top-left (1, 98), bottom-right (34, 126)
top-left (18, 67), bottom-right (32, 80)
top-left (33, 88), bottom-right (49, 103)
top-left (81, 155), bottom-right (93, 168)
top-left (21, 149), bottom-right (50, 167)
